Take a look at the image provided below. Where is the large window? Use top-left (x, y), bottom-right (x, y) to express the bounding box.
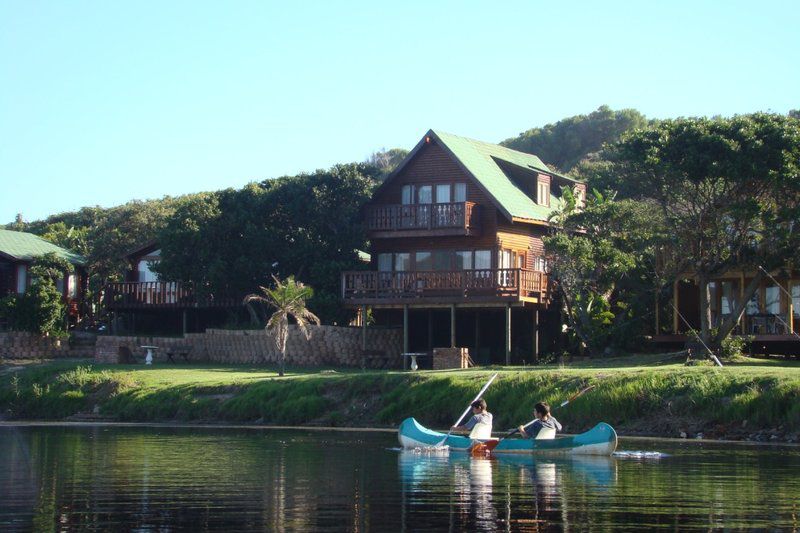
top-left (395, 253), bottom-right (410, 272)
top-left (418, 185), bottom-right (432, 204)
top-left (474, 250), bottom-right (491, 270)
top-left (401, 185), bottom-right (414, 205)
top-left (433, 250), bottom-right (450, 270)
top-left (415, 252), bottom-right (432, 271)
top-left (435, 184), bottom-right (450, 204)
top-left (16, 265), bottom-right (26, 294)
top-left (746, 289), bottom-right (761, 315)
top-left (455, 251), bottom-right (472, 270)
top-left (793, 284), bottom-right (800, 316)
top-left (377, 253), bottom-right (392, 272)
top-left (766, 285), bottom-right (780, 314)
top-left (720, 281), bottom-right (736, 315)
top-left (454, 183), bottom-right (466, 203)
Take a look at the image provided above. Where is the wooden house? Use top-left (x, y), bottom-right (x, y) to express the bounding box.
top-left (0, 229), bottom-right (87, 326)
top-left (342, 130), bottom-right (586, 364)
top-left (655, 268), bottom-right (800, 355)
top-left (103, 241), bottom-right (242, 334)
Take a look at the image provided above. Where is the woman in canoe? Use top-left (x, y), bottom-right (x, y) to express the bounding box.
top-left (451, 398), bottom-right (493, 439)
top-left (518, 402), bottom-right (562, 439)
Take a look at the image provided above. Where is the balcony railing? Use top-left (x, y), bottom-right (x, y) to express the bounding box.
top-left (366, 202), bottom-right (480, 234)
top-left (341, 268), bottom-right (547, 303)
top-left (104, 282), bottom-right (239, 309)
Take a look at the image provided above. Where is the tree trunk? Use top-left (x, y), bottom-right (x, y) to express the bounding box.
top-left (698, 273), bottom-right (712, 344)
top-left (279, 348), bottom-right (285, 377)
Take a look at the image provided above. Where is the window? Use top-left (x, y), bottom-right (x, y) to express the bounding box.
top-left (708, 282), bottom-right (718, 314)
top-left (766, 286), bottom-right (780, 314)
top-left (401, 185), bottom-right (414, 205)
top-left (55, 276), bottom-right (65, 295)
top-left (537, 181), bottom-right (549, 206)
top-left (474, 250), bottom-right (491, 270)
top-left (16, 265), bottom-right (26, 294)
top-left (721, 281), bottom-right (736, 315)
top-left (746, 289), bottom-right (760, 315)
top-left (378, 253), bottom-right (392, 272)
top-left (395, 253), bottom-right (410, 272)
top-left (455, 251), bottom-right (472, 270)
top-left (454, 183), bottom-right (466, 203)
top-left (534, 256), bottom-right (547, 272)
top-left (793, 284), bottom-right (800, 316)
top-left (418, 185), bottom-right (432, 204)
top-left (68, 274), bottom-right (78, 298)
top-left (415, 252), bottom-right (432, 271)
top-left (435, 184), bottom-right (451, 203)
top-left (433, 251), bottom-right (450, 271)
top-left (138, 259), bottom-right (159, 282)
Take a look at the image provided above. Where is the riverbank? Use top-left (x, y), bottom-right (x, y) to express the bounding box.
top-left (1, 354), bottom-right (799, 443)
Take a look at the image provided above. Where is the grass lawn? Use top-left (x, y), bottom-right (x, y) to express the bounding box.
top-left (1, 353), bottom-right (799, 441)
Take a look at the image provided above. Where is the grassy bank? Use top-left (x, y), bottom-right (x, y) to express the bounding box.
top-left (1, 355), bottom-right (799, 442)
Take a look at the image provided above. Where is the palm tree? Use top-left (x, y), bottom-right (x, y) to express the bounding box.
top-left (244, 275), bottom-right (320, 376)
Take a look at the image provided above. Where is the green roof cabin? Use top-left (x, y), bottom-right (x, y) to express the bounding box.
top-left (342, 129), bottom-right (586, 365)
top-left (0, 228), bottom-right (88, 326)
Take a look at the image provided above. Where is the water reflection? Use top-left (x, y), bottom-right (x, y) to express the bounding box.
top-left (398, 451), bottom-right (619, 530)
top-left (2, 425), bottom-right (799, 531)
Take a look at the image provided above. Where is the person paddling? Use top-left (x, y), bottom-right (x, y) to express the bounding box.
top-left (451, 399), bottom-right (493, 439)
top-left (518, 402), bottom-right (561, 439)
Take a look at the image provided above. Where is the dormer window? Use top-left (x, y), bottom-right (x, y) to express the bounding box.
top-left (537, 181), bottom-right (550, 207)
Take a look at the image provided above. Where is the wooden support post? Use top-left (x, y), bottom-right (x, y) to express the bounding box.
top-left (361, 305), bottom-right (367, 351)
top-left (654, 291), bottom-right (660, 335)
top-left (427, 310), bottom-right (433, 352)
top-left (403, 305), bottom-right (409, 354)
top-left (532, 309), bottom-right (539, 364)
top-left (786, 281), bottom-right (794, 334)
top-left (672, 280), bottom-right (679, 334)
top-left (739, 272), bottom-right (746, 333)
top-left (474, 311), bottom-right (480, 364)
top-left (182, 310), bottom-right (188, 335)
top-left (505, 303), bottom-right (511, 366)
top-left (450, 304), bottom-right (456, 347)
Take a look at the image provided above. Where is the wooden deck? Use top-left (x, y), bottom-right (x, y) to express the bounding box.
top-left (366, 202), bottom-right (480, 238)
top-left (104, 282), bottom-right (240, 310)
top-left (341, 268), bottom-right (548, 306)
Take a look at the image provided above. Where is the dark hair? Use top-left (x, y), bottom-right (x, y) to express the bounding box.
top-left (534, 402), bottom-right (551, 417)
top-left (471, 399), bottom-right (487, 411)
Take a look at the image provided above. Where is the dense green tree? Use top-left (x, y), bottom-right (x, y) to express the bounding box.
top-left (545, 189), bottom-right (663, 355)
top-left (501, 105), bottom-right (650, 171)
top-left (602, 113), bottom-right (800, 352)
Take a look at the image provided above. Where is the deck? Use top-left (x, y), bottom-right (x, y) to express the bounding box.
top-left (341, 268), bottom-right (548, 307)
top-left (104, 282), bottom-right (240, 310)
top-left (365, 202), bottom-right (480, 238)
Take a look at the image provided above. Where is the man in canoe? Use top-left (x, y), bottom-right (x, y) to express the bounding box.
top-left (518, 402), bottom-right (562, 439)
top-left (451, 398), bottom-right (493, 439)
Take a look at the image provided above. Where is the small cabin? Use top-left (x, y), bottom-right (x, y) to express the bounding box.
top-left (0, 229), bottom-right (87, 326)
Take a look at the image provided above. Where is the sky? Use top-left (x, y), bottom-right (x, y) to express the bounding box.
top-left (1, 0), bottom-right (798, 223)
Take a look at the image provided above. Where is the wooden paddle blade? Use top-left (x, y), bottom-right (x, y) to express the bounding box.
top-left (470, 439), bottom-right (499, 456)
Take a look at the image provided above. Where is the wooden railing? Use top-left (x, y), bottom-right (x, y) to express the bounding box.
top-left (341, 268), bottom-right (547, 301)
top-left (104, 282), bottom-right (239, 309)
top-left (366, 202), bottom-right (479, 232)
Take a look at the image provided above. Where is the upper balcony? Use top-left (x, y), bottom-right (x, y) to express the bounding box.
top-left (365, 202), bottom-right (481, 238)
top-left (341, 268), bottom-right (548, 307)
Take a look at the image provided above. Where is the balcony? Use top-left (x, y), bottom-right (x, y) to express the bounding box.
top-left (341, 268), bottom-right (548, 306)
top-left (365, 202), bottom-right (480, 238)
top-left (104, 282), bottom-right (239, 310)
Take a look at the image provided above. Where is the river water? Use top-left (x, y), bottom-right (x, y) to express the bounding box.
top-left (0, 424), bottom-right (798, 531)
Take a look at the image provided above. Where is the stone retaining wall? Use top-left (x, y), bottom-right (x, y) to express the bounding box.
top-left (95, 325), bottom-right (403, 368)
top-left (0, 331), bottom-right (96, 359)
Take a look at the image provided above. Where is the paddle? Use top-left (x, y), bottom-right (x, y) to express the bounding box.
top-left (437, 372), bottom-right (499, 447)
top-left (479, 384), bottom-right (596, 453)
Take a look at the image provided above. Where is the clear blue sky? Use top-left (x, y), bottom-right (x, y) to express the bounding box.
top-left (1, 0), bottom-right (797, 223)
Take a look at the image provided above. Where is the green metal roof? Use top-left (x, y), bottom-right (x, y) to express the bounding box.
top-left (0, 229), bottom-right (86, 266)
top-left (430, 130), bottom-right (579, 222)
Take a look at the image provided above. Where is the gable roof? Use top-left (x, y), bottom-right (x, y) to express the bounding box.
top-left (0, 229), bottom-right (86, 266)
top-left (384, 129), bottom-right (582, 223)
